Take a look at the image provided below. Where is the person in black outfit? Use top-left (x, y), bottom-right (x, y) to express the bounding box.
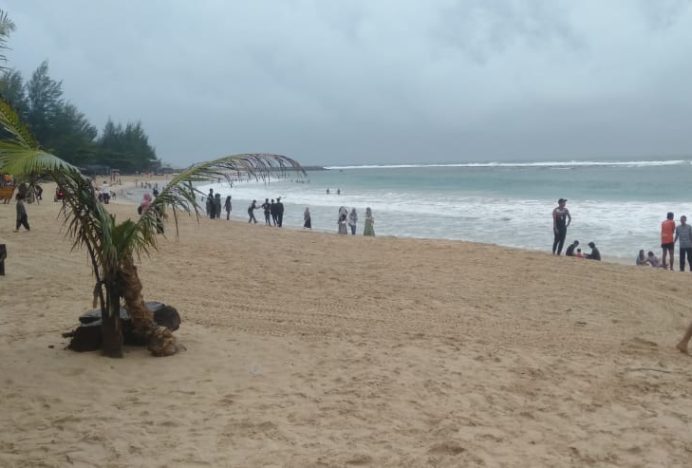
top-left (565, 240), bottom-right (579, 257)
top-left (213, 193), bottom-right (222, 219)
top-left (270, 199), bottom-right (278, 226)
top-left (224, 196), bottom-right (232, 220)
top-left (247, 200), bottom-right (259, 223)
top-left (276, 197), bottom-right (284, 227)
top-left (552, 198), bottom-right (572, 255)
top-left (261, 198), bottom-right (272, 225)
top-left (586, 242), bottom-right (601, 261)
top-left (0, 244), bottom-right (7, 276)
top-left (206, 189), bottom-right (214, 217)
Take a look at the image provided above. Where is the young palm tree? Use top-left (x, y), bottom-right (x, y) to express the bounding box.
top-left (0, 97), bottom-right (304, 357)
top-left (0, 8), bottom-right (16, 70)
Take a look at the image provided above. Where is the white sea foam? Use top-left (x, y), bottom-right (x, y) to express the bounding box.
top-left (198, 162), bottom-right (692, 261)
top-left (325, 159), bottom-right (690, 170)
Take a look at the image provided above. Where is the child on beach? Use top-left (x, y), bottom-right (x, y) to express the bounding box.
top-left (646, 251), bottom-right (662, 268)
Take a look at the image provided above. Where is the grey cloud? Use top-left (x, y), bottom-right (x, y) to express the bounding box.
top-left (1, 0), bottom-right (692, 166)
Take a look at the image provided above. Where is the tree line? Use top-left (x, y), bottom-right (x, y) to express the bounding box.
top-left (0, 13), bottom-right (160, 173)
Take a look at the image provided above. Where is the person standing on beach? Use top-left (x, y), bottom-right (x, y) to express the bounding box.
top-left (661, 212), bottom-right (676, 270)
top-left (247, 200), bottom-right (259, 223)
top-left (363, 207), bottom-right (375, 236)
top-left (304, 207), bottom-right (312, 229)
top-left (276, 197), bottom-right (284, 227)
top-left (261, 199), bottom-right (272, 225)
top-left (338, 213), bottom-right (348, 234)
top-left (270, 199), bottom-right (278, 226)
top-left (206, 189), bottom-right (214, 217)
top-left (15, 194), bottom-right (30, 231)
top-left (214, 193), bottom-right (222, 219)
top-left (675, 215), bottom-right (692, 271)
top-left (224, 196), bottom-right (232, 220)
top-left (552, 198), bottom-right (571, 255)
top-left (348, 208), bottom-right (358, 235)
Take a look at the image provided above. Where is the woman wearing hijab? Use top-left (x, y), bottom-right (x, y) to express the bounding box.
top-left (337, 213), bottom-right (348, 235)
top-left (303, 207), bottom-right (312, 229)
top-left (348, 208), bottom-right (358, 235)
top-left (363, 207), bottom-right (375, 236)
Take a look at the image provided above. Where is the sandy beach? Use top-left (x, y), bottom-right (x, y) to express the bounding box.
top-left (1, 180), bottom-right (691, 467)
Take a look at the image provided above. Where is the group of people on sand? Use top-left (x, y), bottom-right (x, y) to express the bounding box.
top-left (551, 199), bottom-right (600, 260)
top-left (549, 199), bottom-right (692, 354)
top-left (203, 189), bottom-right (232, 221)
top-left (654, 212), bottom-right (692, 271)
top-left (247, 197), bottom-right (284, 226)
top-left (564, 240), bottom-right (601, 260)
top-left (336, 206), bottom-right (375, 236)
top-left (631, 212), bottom-right (692, 271)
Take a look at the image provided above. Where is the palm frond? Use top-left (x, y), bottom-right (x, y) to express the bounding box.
top-left (126, 153), bottom-right (305, 258)
top-left (0, 96), bottom-right (38, 150)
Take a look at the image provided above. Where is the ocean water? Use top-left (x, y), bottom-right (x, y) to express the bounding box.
top-left (200, 159), bottom-right (692, 261)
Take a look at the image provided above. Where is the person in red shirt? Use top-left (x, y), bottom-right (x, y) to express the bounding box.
top-left (661, 212), bottom-right (676, 271)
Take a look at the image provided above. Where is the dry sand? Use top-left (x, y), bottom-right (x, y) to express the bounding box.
top-left (1, 180), bottom-right (691, 467)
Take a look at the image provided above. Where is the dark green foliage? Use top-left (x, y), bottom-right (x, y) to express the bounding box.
top-left (0, 62), bottom-right (159, 172)
top-left (96, 120), bottom-right (159, 173)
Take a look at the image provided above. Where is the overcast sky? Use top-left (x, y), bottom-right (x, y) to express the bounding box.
top-left (2, 0), bottom-right (692, 166)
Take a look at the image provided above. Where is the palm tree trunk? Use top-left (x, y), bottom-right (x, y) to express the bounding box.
top-left (119, 255), bottom-right (179, 356)
top-left (101, 279), bottom-right (123, 358)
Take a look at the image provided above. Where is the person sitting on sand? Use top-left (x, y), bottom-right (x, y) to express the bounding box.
top-left (636, 249), bottom-right (648, 266)
top-left (575, 248), bottom-right (584, 258)
top-left (677, 320), bottom-right (692, 354)
top-left (646, 251), bottom-right (662, 268)
top-left (585, 242), bottom-right (601, 261)
top-left (565, 240), bottom-right (579, 257)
